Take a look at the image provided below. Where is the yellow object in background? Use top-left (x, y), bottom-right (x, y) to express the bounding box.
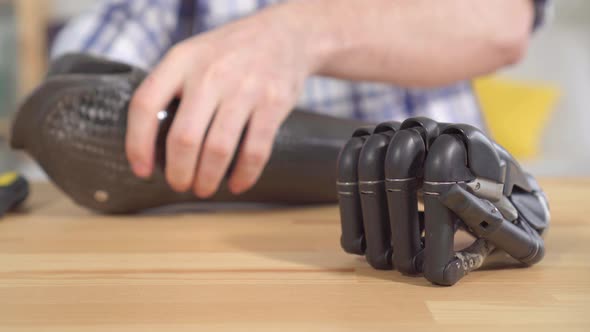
top-left (0, 171), bottom-right (29, 218)
top-left (0, 172), bottom-right (18, 187)
top-left (474, 77), bottom-right (559, 160)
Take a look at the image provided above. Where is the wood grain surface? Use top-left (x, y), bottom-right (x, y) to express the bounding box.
top-left (0, 178), bottom-right (589, 331)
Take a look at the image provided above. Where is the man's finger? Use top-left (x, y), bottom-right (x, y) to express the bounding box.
top-left (192, 91), bottom-right (257, 198)
top-left (228, 105), bottom-right (288, 194)
top-left (126, 44), bottom-right (192, 178)
top-left (165, 79), bottom-right (220, 192)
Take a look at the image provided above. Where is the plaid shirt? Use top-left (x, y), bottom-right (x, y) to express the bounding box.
top-left (51, 0), bottom-right (551, 127)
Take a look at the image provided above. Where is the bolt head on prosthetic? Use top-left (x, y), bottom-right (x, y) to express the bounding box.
top-left (337, 117), bottom-right (550, 286)
top-left (11, 53), bottom-right (364, 213)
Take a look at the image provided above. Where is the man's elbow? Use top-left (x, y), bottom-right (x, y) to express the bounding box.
top-left (487, 1), bottom-right (535, 67)
top-left (492, 27), bottom-right (531, 66)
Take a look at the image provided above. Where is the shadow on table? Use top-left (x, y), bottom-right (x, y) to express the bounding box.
top-left (227, 227), bottom-right (530, 288)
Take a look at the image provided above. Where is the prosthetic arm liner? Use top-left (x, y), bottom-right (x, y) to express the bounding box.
top-left (11, 53), bottom-right (362, 213)
top-left (337, 118), bottom-right (550, 285)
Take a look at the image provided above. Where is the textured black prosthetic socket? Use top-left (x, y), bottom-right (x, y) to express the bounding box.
top-left (337, 118), bottom-right (550, 286)
top-left (11, 53), bottom-right (363, 213)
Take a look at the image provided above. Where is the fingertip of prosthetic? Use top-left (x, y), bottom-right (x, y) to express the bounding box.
top-left (366, 252), bottom-right (393, 271)
top-left (340, 236), bottom-right (366, 256)
top-left (520, 238), bottom-right (546, 266)
top-left (425, 258), bottom-right (465, 287)
top-left (441, 260), bottom-right (465, 286)
top-left (531, 243), bottom-right (545, 265)
top-left (395, 252), bottom-right (424, 276)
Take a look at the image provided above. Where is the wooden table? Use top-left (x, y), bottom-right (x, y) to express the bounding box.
top-left (0, 179), bottom-right (589, 331)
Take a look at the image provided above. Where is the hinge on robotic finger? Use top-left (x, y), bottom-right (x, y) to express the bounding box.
top-left (465, 177), bottom-right (519, 222)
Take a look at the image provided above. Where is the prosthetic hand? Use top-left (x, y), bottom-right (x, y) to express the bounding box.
top-left (337, 118), bottom-right (550, 286)
top-left (11, 53), bottom-right (362, 213)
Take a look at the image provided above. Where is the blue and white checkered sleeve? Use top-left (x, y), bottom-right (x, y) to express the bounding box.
top-left (51, 0), bottom-right (181, 69)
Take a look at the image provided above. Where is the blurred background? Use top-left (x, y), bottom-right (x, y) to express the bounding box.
top-left (0, 0), bottom-right (589, 179)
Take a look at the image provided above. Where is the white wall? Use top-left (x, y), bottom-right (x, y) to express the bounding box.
top-left (503, 0), bottom-right (590, 175)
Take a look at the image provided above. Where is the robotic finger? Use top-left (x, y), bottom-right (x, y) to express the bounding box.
top-left (441, 184), bottom-right (545, 266)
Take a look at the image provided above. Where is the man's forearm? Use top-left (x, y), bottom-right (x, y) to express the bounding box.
top-left (276, 0), bottom-right (534, 87)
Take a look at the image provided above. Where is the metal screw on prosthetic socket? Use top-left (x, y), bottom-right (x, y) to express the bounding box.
top-left (94, 190), bottom-right (110, 203)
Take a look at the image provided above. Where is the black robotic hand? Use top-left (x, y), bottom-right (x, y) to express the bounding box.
top-left (337, 118), bottom-right (550, 286)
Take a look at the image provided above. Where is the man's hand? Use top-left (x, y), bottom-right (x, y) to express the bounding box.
top-left (126, 5), bottom-right (318, 197)
top-left (125, 0), bottom-right (534, 197)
